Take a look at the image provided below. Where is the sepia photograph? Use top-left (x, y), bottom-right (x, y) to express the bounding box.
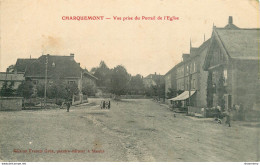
top-left (0, 0), bottom-right (259, 164)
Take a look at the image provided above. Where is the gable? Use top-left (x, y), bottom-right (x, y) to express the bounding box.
top-left (204, 30), bottom-right (230, 70)
top-left (208, 39), bottom-right (228, 68)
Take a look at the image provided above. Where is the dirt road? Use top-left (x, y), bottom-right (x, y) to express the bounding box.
top-left (0, 99), bottom-right (259, 161)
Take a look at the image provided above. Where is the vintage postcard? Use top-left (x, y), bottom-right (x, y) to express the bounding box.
top-left (0, 0), bottom-right (259, 164)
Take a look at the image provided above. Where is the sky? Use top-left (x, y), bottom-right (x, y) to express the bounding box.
top-left (0, 0), bottom-right (259, 76)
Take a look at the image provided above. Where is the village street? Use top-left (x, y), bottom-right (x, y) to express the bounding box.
top-left (0, 98), bottom-right (259, 162)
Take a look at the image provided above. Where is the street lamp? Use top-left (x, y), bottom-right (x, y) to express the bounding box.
top-left (188, 63), bottom-right (191, 106)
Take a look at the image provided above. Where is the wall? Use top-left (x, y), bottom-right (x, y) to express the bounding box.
top-left (231, 59), bottom-right (260, 110)
top-left (197, 47), bottom-right (209, 108)
top-left (0, 97), bottom-right (23, 111)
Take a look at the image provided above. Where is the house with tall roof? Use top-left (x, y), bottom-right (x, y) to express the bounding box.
top-left (143, 73), bottom-right (164, 88)
top-left (23, 54), bottom-right (98, 95)
top-left (203, 16), bottom-right (260, 111)
top-left (14, 58), bottom-right (37, 73)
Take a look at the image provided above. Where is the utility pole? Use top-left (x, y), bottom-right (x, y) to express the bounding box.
top-left (44, 55), bottom-right (48, 108)
top-left (188, 63), bottom-right (191, 106)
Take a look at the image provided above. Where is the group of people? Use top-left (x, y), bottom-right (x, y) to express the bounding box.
top-left (100, 100), bottom-right (111, 109)
top-left (214, 105), bottom-right (232, 127)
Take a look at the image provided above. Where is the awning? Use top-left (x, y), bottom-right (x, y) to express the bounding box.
top-left (168, 91), bottom-right (196, 101)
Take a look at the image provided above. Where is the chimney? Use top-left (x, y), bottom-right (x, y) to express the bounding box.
top-left (228, 16), bottom-right (233, 24)
top-left (70, 53), bottom-right (74, 60)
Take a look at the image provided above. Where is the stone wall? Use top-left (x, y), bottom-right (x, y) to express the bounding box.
top-left (0, 97), bottom-right (23, 111)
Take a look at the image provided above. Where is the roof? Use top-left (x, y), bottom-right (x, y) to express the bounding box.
top-left (224, 23), bottom-right (239, 29)
top-left (25, 55), bottom-right (82, 78)
top-left (0, 72), bottom-right (24, 81)
top-left (214, 28), bottom-right (260, 59)
top-left (164, 39), bottom-right (210, 76)
top-left (83, 71), bottom-right (98, 80)
top-left (190, 39), bottom-right (210, 58)
top-left (14, 58), bottom-right (37, 72)
top-left (144, 74), bottom-right (163, 79)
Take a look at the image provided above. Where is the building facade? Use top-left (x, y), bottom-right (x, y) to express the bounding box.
top-left (167, 39), bottom-right (210, 108)
top-left (203, 17), bottom-right (260, 111)
top-left (10, 54), bottom-right (97, 97)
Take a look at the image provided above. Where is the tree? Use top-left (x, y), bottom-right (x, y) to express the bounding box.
top-left (36, 84), bottom-right (45, 98)
top-left (110, 65), bottom-right (130, 95)
top-left (0, 81), bottom-right (15, 97)
top-left (167, 88), bottom-right (179, 99)
top-left (82, 83), bottom-right (97, 96)
top-left (47, 80), bottom-right (67, 100)
top-left (65, 83), bottom-right (79, 100)
top-left (127, 74), bottom-right (145, 94)
top-left (91, 61), bottom-right (112, 88)
top-left (17, 81), bottom-right (34, 99)
top-left (206, 71), bottom-right (213, 107)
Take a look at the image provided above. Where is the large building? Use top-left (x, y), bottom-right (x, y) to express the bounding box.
top-left (143, 73), bottom-right (164, 88)
top-left (23, 54), bottom-right (98, 94)
top-left (1, 54), bottom-right (98, 98)
top-left (203, 17), bottom-right (260, 111)
top-left (167, 39), bottom-right (210, 109)
top-left (165, 16), bottom-right (260, 117)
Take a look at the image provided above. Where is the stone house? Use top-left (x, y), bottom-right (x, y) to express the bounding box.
top-left (167, 39), bottom-right (210, 110)
top-left (143, 73), bottom-right (164, 88)
top-left (203, 17), bottom-right (260, 111)
top-left (13, 54), bottom-right (97, 97)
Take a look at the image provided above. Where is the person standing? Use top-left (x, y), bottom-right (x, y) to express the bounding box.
top-left (225, 109), bottom-right (231, 127)
top-left (108, 101), bottom-right (111, 109)
top-left (66, 100), bottom-right (71, 112)
top-left (103, 100), bottom-right (106, 109)
top-left (100, 101), bottom-right (103, 109)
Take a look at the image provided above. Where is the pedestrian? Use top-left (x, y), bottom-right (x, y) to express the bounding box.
top-left (105, 101), bottom-right (109, 109)
top-left (225, 109), bottom-right (231, 127)
top-left (108, 101), bottom-right (111, 109)
top-left (216, 106), bottom-right (222, 124)
top-left (100, 101), bottom-right (103, 109)
top-left (103, 100), bottom-right (106, 109)
top-left (66, 100), bottom-right (71, 112)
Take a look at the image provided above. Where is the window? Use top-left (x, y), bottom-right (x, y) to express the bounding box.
top-left (68, 81), bottom-right (76, 84)
top-left (223, 69), bottom-right (228, 85)
top-left (192, 79), bottom-right (196, 89)
top-left (33, 80), bottom-right (38, 85)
